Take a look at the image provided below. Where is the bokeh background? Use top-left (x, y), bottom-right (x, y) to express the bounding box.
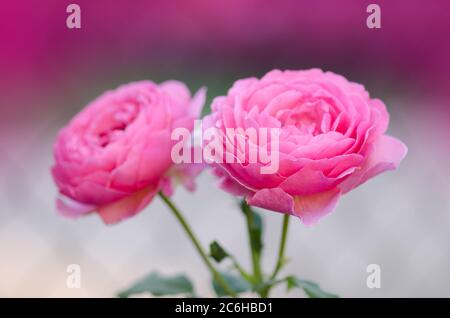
top-left (1, 0), bottom-right (450, 297)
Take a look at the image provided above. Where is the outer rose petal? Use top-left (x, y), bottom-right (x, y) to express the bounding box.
top-left (340, 135), bottom-right (408, 193)
top-left (190, 87), bottom-right (207, 117)
top-left (278, 167), bottom-right (352, 196)
top-left (246, 187), bottom-right (341, 226)
top-left (56, 196), bottom-right (95, 218)
top-left (161, 162), bottom-right (205, 196)
top-left (217, 175), bottom-right (253, 196)
top-left (212, 166), bottom-right (253, 196)
top-left (97, 187), bottom-right (158, 225)
top-left (292, 188), bottom-right (341, 226)
top-left (160, 80), bottom-right (191, 104)
top-left (246, 188), bottom-right (295, 215)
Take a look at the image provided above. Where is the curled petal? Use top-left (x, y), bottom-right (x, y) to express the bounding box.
top-left (246, 188), bottom-right (295, 216)
top-left (246, 187), bottom-right (341, 226)
top-left (97, 187), bottom-right (158, 225)
top-left (292, 188), bottom-right (341, 226)
top-left (340, 135), bottom-right (408, 193)
top-left (190, 87), bottom-right (207, 118)
top-left (212, 166), bottom-right (253, 196)
top-left (160, 80), bottom-right (191, 104)
top-left (56, 195), bottom-right (95, 218)
top-left (279, 168), bottom-right (348, 195)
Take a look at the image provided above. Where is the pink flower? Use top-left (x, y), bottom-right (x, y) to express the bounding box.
top-left (203, 69), bottom-right (407, 225)
top-left (52, 81), bottom-right (205, 224)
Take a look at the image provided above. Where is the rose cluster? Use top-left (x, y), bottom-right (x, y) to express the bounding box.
top-left (52, 69), bottom-right (407, 225)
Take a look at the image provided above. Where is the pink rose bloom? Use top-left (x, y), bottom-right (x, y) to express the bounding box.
top-left (203, 69), bottom-right (407, 225)
top-left (52, 81), bottom-right (205, 224)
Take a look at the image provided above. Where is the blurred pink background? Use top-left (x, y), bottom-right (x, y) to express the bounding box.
top-left (1, 0), bottom-right (450, 297)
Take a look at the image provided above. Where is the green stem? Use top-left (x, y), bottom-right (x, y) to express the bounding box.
top-left (159, 192), bottom-right (237, 297)
top-left (229, 255), bottom-right (253, 283)
top-left (270, 214), bottom-right (290, 281)
top-left (270, 214), bottom-right (289, 280)
top-left (242, 202), bottom-right (263, 284)
top-left (260, 214), bottom-right (291, 298)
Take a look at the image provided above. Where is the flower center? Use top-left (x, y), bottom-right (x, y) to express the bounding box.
top-left (277, 99), bottom-right (333, 136)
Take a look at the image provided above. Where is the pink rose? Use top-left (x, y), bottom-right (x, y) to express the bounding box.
top-left (52, 81), bottom-right (205, 224)
top-left (203, 69), bottom-right (407, 225)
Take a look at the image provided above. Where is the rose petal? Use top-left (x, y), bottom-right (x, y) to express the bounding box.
top-left (340, 135), bottom-right (408, 193)
top-left (56, 195), bottom-right (95, 218)
top-left (97, 187), bottom-right (157, 224)
top-left (279, 168), bottom-right (343, 195)
top-left (246, 187), bottom-right (341, 226)
top-left (246, 188), bottom-right (295, 215)
top-left (292, 188), bottom-right (341, 226)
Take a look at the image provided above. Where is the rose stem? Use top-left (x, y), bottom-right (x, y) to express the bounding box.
top-left (158, 192), bottom-right (237, 297)
top-left (259, 213), bottom-right (290, 298)
top-left (242, 201), bottom-right (264, 285)
top-left (270, 214), bottom-right (290, 281)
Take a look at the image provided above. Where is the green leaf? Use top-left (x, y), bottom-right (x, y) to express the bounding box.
top-left (118, 272), bottom-right (194, 298)
top-left (240, 200), bottom-right (264, 253)
top-left (212, 272), bottom-right (251, 297)
top-left (286, 276), bottom-right (338, 298)
top-left (210, 241), bottom-right (229, 263)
